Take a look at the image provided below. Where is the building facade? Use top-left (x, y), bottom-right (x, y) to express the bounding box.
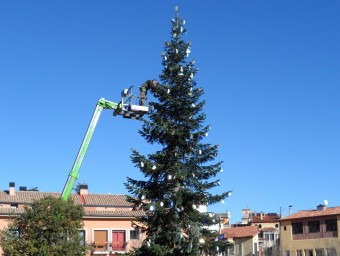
top-left (279, 204), bottom-right (340, 256)
top-left (239, 209), bottom-right (280, 256)
top-left (221, 225), bottom-right (260, 256)
top-left (0, 183), bottom-right (145, 256)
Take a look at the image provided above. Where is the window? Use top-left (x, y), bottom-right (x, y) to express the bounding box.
top-left (93, 230), bottom-right (108, 252)
top-left (292, 222), bottom-right (303, 234)
top-left (8, 229), bottom-right (20, 238)
top-left (258, 232), bottom-right (263, 239)
top-left (325, 219), bottom-right (337, 232)
top-left (265, 234), bottom-right (269, 241)
top-left (284, 251), bottom-right (290, 256)
top-left (10, 204), bottom-right (18, 209)
top-left (305, 249), bottom-right (313, 256)
top-left (79, 230), bottom-right (85, 246)
top-left (270, 233), bottom-right (274, 240)
top-left (130, 229), bottom-right (140, 240)
top-left (326, 248), bottom-right (336, 256)
top-left (316, 249), bottom-right (324, 256)
top-left (112, 231), bottom-right (125, 251)
top-left (296, 250), bottom-right (302, 256)
top-left (308, 220), bottom-right (320, 233)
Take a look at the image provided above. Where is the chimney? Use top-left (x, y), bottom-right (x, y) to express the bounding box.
top-left (79, 184), bottom-right (88, 195)
top-left (19, 186), bottom-right (27, 191)
top-left (289, 205), bottom-right (293, 215)
top-left (9, 182), bottom-right (15, 196)
top-left (317, 204), bottom-right (326, 211)
top-left (260, 212), bottom-right (264, 220)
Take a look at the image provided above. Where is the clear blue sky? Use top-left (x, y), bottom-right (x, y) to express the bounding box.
top-left (1, 1), bottom-right (339, 223)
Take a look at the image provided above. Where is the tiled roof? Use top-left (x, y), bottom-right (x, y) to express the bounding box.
top-left (0, 208), bottom-right (144, 218)
top-left (252, 213), bottom-right (280, 223)
top-left (84, 210), bottom-right (145, 217)
top-left (0, 189), bottom-right (159, 219)
top-left (81, 194), bottom-right (131, 206)
top-left (0, 191), bottom-right (132, 207)
top-left (221, 226), bottom-right (259, 239)
top-left (280, 206), bottom-right (340, 221)
top-left (0, 208), bottom-right (25, 215)
top-left (0, 191), bottom-right (140, 218)
top-left (0, 191), bottom-right (61, 204)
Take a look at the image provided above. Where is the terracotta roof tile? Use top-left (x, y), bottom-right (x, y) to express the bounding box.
top-left (0, 191), bottom-right (142, 218)
top-left (221, 226), bottom-right (259, 238)
top-left (81, 194), bottom-right (132, 206)
top-left (0, 208), bottom-right (144, 218)
top-left (84, 210), bottom-right (145, 217)
top-left (0, 208), bottom-right (25, 215)
top-left (0, 191), bottom-right (60, 204)
top-left (252, 214), bottom-right (280, 223)
top-left (280, 207), bottom-right (340, 221)
top-left (0, 191), bottom-right (132, 207)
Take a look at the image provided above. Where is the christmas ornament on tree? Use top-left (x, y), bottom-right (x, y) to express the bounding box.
top-left (179, 67), bottom-right (183, 76)
top-left (186, 47), bottom-right (191, 57)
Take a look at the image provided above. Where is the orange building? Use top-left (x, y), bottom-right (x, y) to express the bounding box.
top-left (0, 183), bottom-right (145, 256)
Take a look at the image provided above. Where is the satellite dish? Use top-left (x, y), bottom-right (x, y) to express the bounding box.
top-left (324, 199), bottom-right (329, 206)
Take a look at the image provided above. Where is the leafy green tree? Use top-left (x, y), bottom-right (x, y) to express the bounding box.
top-left (0, 196), bottom-right (87, 256)
top-left (125, 6), bottom-right (231, 256)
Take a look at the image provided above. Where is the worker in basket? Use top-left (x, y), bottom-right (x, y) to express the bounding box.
top-left (139, 79), bottom-right (158, 106)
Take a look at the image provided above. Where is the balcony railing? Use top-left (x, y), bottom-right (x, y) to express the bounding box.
top-left (91, 241), bottom-right (127, 254)
top-left (111, 241), bottom-right (126, 251)
top-left (293, 231), bottom-right (338, 240)
top-left (92, 242), bottom-right (109, 253)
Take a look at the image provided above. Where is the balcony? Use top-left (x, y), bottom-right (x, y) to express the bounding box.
top-left (293, 231), bottom-right (338, 240)
top-left (92, 242), bottom-right (109, 254)
top-left (91, 241), bottom-right (127, 255)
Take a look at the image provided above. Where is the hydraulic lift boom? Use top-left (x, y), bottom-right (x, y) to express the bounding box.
top-left (61, 88), bottom-right (148, 201)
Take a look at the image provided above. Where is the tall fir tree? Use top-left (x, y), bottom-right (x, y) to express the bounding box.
top-left (126, 6), bottom-right (231, 256)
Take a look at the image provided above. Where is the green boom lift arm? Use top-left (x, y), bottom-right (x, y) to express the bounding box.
top-left (61, 87), bottom-right (148, 201)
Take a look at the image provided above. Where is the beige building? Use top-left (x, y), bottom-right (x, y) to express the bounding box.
top-left (0, 183), bottom-right (145, 256)
top-left (221, 225), bottom-right (259, 256)
top-left (239, 209), bottom-right (280, 255)
top-left (279, 204), bottom-right (340, 256)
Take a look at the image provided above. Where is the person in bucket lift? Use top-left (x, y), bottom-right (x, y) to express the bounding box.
top-left (139, 79), bottom-right (158, 106)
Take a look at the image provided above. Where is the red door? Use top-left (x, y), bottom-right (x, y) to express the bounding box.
top-left (112, 231), bottom-right (125, 251)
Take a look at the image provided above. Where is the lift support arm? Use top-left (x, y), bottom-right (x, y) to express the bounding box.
top-left (61, 98), bottom-right (118, 201)
top-left (61, 83), bottom-right (149, 202)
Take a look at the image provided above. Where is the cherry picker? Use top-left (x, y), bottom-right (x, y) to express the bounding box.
top-left (61, 86), bottom-right (148, 201)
